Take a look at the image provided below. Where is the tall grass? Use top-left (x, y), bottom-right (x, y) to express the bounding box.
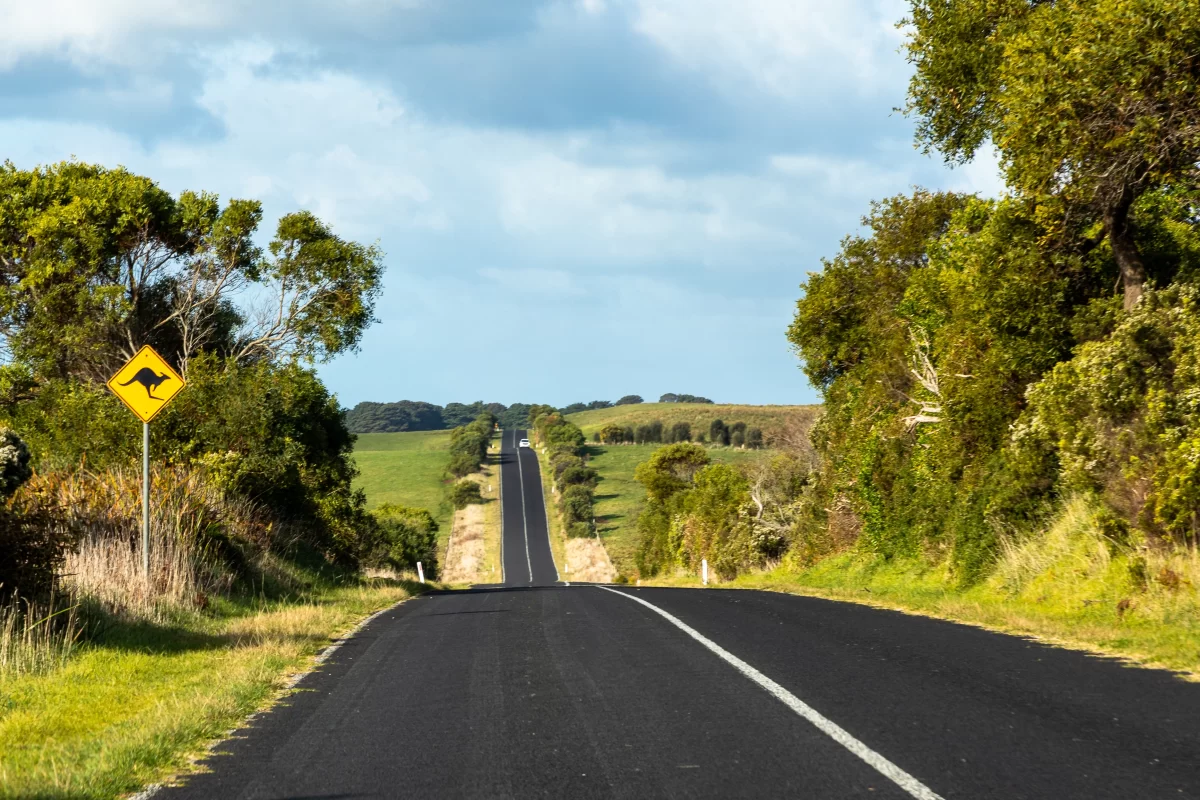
top-left (1, 465), bottom-right (288, 675)
top-left (0, 593), bottom-right (80, 678)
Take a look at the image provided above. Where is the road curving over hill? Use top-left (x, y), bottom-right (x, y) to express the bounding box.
top-left (498, 428), bottom-right (560, 587)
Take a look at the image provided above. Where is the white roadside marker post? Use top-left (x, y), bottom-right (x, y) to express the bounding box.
top-left (417, 562), bottom-right (426, 584)
top-left (702, 559), bottom-right (708, 586)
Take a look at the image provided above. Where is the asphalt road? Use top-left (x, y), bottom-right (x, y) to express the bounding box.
top-left (160, 431), bottom-right (1200, 799)
top-left (498, 429), bottom-right (559, 587)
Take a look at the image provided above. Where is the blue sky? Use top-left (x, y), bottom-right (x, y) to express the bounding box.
top-left (0, 0), bottom-right (1001, 408)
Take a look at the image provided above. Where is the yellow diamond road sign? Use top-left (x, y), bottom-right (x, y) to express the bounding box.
top-left (107, 345), bottom-right (186, 423)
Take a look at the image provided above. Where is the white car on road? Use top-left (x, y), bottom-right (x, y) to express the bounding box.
top-left (518, 438), bottom-right (530, 448)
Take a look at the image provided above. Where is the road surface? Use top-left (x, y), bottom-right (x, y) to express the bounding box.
top-left (499, 428), bottom-right (559, 587)
top-left (161, 429), bottom-right (1200, 799)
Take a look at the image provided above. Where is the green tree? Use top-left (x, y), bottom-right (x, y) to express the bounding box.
top-left (633, 443), bottom-right (711, 503)
top-left (0, 162), bottom-right (383, 381)
top-left (905, 0), bottom-right (1200, 308)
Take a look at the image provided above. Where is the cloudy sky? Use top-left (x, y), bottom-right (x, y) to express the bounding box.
top-left (0, 0), bottom-right (1000, 408)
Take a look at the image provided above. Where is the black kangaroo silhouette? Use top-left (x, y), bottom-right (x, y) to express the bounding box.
top-left (119, 367), bottom-right (171, 401)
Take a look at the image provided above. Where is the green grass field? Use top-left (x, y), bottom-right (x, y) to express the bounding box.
top-left (352, 430), bottom-right (455, 536)
top-left (567, 403), bottom-right (819, 439)
top-left (588, 443), bottom-right (773, 577)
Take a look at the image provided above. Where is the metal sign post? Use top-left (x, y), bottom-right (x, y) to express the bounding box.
top-left (143, 422), bottom-right (150, 577)
top-left (106, 346), bottom-right (186, 578)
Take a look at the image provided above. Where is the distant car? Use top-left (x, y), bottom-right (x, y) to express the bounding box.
top-left (519, 438), bottom-right (530, 448)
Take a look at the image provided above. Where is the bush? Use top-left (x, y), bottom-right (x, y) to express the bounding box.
top-left (374, 504), bottom-right (439, 577)
top-left (0, 429), bottom-right (32, 498)
top-left (616, 395), bottom-right (643, 405)
top-left (568, 521), bottom-right (594, 538)
top-left (0, 497), bottom-right (73, 601)
top-left (448, 480), bottom-right (484, 509)
top-left (667, 421), bottom-right (691, 443)
top-left (447, 452), bottom-right (480, 479)
top-left (560, 465), bottom-right (598, 488)
top-left (560, 485), bottom-right (594, 524)
top-left (709, 419), bottom-right (730, 446)
top-left (746, 428), bottom-right (764, 449)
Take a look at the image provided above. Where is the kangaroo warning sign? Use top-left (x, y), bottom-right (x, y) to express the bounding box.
top-left (107, 345), bottom-right (185, 423)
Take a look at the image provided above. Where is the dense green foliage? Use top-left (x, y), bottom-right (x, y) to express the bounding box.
top-left (0, 161), bottom-right (388, 594)
top-left (615, 395), bottom-right (643, 405)
top-left (596, 417), bottom-right (760, 448)
top-left (371, 503), bottom-right (439, 577)
top-left (446, 413), bottom-right (497, 478)
top-left (344, 401), bottom-right (444, 432)
top-left (344, 400), bottom-right (529, 433)
top-left (770, 0), bottom-right (1200, 583)
top-left (659, 394), bottom-right (714, 404)
top-left (905, 0), bottom-right (1200, 310)
top-left (448, 480), bottom-right (484, 510)
top-left (530, 408), bottom-right (597, 537)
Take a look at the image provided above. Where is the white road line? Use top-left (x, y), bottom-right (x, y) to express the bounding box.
top-left (497, 430), bottom-right (506, 584)
top-left (515, 432), bottom-right (534, 584)
top-left (595, 586), bottom-right (944, 800)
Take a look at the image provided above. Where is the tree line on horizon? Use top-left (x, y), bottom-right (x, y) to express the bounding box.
top-left (344, 393), bottom-right (716, 433)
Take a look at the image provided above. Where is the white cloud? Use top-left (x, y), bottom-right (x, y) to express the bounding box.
top-left (630, 0), bottom-right (908, 98)
top-left (0, 0), bottom-right (228, 68)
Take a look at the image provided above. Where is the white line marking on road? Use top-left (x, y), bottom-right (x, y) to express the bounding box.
top-left (498, 430), bottom-right (507, 584)
top-left (595, 586), bottom-right (944, 800)
top-left (515, 432), bottom-right (534, 584)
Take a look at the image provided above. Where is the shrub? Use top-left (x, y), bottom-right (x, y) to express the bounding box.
top-left (709, 419), bottom-right (730, 446)
top-left (0, 498), bottom-right (72, 601)
top-left (560, 485), bottom-right (594, 524)
top-left (746, 428), bottom-right (764, 449)
top-left (616, 395), bottom-right (643, 405)
top-left (598, 424), bottom-right (625, 444)
top-left (667, 421), bottom-right (691, 443)
top-left (374, 504), bottom-right (439, 577)
top-left (448, 480), bottom-right (484, 509)
top-left (568, 521), bottom-right (593, 538)
top-left (560, 465), bottom-right (598, 488)
top-left (0, 429), bottom-right (32, 498)
top-left (447, 452), bottom-right (480, 478)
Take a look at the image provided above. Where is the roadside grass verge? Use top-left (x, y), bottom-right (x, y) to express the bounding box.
top-left (647, 497), bottom-right (1200, 677)
top-left (566, 403), bottom-right (819, 439)
top-left (533, 446), bottom-right (615, 583)
top-left (442, 451), bottom-right (503, 586)
top-left (352, 429), bottom-right (454, 542)
top-left (587, 444), bottom-right (773, 578)
top-left (0, 579), bottom-right (424, 799)
top-left (533, 445), bottom-right (569, 579)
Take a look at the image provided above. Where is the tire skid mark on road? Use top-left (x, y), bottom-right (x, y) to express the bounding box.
top-left (595, 586), bottom-right (945, 800)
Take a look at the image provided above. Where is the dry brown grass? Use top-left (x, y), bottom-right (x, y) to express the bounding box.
top-left (563, 537), bottom-right (616, 583)
top-left (35, 467), bottom-right (276, 621)
top-left (442, 503), bottom-right (488, 584)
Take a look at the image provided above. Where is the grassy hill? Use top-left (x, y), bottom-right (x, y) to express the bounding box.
top-left (588, 443), bottom-right (774, 578)
top-left (567, 403), bottom-right (819, 439)
top-left (352, 430), bottom-right (455, 537)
